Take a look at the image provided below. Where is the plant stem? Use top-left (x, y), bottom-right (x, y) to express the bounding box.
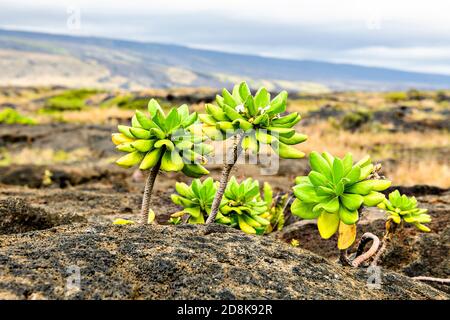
top-left (140, 159), bottom-right (162, 224)
top-left (206, 133), bottom-right (244, 224)
top-left (339, 250), bottom-right (352, 266)
top-left (351, 232), bottom-right (380, 267)
top-left (370, 235), bottom-right (389, 266)
top-left (371, 223), bottom-right (397, 266)
top-left (412, 276), bottom-right (450, 284)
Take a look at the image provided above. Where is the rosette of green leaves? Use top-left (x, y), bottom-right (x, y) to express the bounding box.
top-left (170, 178), bottom-right (220, 224)
top-left (378, 190), bottom-right (431, 232)
top-left (199, 82), bottom-right (307, 159)
top-left (219, 177), bottom-right (270, 234)
top-left (291, 152), bottom-right (391, 249)
top-left (111, 99), bottom-right (213, 177)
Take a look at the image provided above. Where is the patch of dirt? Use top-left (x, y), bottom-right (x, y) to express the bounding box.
top-left (0, 164), bottom-right (128, 188)
top-left (0, 198), bottom-right (85, 235)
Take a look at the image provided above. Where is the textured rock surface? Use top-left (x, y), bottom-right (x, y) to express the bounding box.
top-left (0, 223), bottom-right (447, 300)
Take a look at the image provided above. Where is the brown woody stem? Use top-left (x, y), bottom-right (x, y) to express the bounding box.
top-left (351, 232), bottom-right (380, 267)
top-left (206, 133), bottom-right (243, 224)
top-left (140, 159), bottom-right (162, 224)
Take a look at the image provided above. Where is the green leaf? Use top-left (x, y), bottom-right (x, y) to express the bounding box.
top-left (223, 105), bottom-right (245, 121)
top-left (254, 87), bottom-right (270, 109)
top-left (342, 153), bottom-right (353, 174)
top-left (321, 196), bottom-right (340, 213)
top-left (139, 148), bottom-right (163, 170)
top-left (160, 150), bottom-right (184, 172)
top-left (279, 133), bottom-right (307, 145)
top-left (135, 110), bottom-right (158, 130)
top-left (205, 103), bottom-right (228, 121)
top-left (263, 182), bottom-right (273, 207)
top-left (154, 139), bottom-right (175, 151)
top-left (362, 191), bottom-right (386, 207)
top-left (148, 99), bottom-right (164, 117)
top-left (118, 125), bottom-right (135, 138)
top-left (232, 84), bottom-right (243, 104)
top-left (175, 182), bottom-right (195, 198)
top-left (290, 199), bottom-right (319, 219)
top-left (345, 166), bottom-right (361, 184)
top-left (244, 95), bottom-right (257, 116)
top-left (267, 90), bottom-right (287, 115)
top-left (340, 193), bottom-right (364, 211)
top-left (165, 108), bottom-right (181, 133)
top-left (177, 104), bottom-right (189, 118)
top-left (273, 141), bottom-right (305, 159)
top-left (338, 205), bottom-right (359, 225)
top-left (321, 152), bottom-right (335, 166)
top-left (309, 151), bottom-right (333, 180)
top-left (332, 158), bottom-right (344, 183)
top-left (239, 82), bottom-right (251, 101)
top-left (129, 127), bottom-right (151, 139)
top-left (308, 171), bottom-right (328, 187)
top-left (131, 139), bottom-right (155, 152)
top-left (222, 88), bottom-right (237, 107)
top-left (181, 112), bottom-right (198, 128)
top-left (115, 151), bottom-right (145, 168)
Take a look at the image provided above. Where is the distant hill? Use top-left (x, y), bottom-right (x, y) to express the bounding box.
top-left (1, 29), bottom-right (450, 92)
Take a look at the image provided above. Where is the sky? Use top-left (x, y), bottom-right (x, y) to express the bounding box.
top-left (1, 0), bottom-right (450, 75)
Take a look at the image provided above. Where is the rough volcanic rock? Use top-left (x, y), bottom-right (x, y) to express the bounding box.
top-left (0, 223), bottom-right (447, 300)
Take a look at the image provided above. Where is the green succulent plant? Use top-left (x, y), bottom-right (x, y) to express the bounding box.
top-left (201, 82), bottom-right (307, 224)
top-left (218, 177), bottom-right (270, 234)
top-left (378, 190), bottom-right (431, 232)
top-left (112, 99), bottom-right (213, 223)
top-left (260, 182), bottom-right (287, 233)
top-left (170, 177), bottom-right (219, 224)
top-left (200, 81), bottom-right (307, 158)
top-left (291, 151), bottom-right (391, 249)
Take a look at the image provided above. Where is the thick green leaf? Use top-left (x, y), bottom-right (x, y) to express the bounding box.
top-left (309, 151), bottom-right (333, 180)
top-left (290, 199), bottom-right (319, 219)
top-left (340, 193), bottom-right (364, 211)
top-left (338, 205), bottom-right (359, 225)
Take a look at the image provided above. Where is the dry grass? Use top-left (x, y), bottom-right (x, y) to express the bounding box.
top-left (292, 121), bottom-right (450, 187)
top-left (38, 107), bottom-right (134, 124)
top-left (387, 158), bottom-right (450, 188)
top-left (299, 121), bottom-right (449, 159)
top-left (0, 148), bottom-right (92, 166)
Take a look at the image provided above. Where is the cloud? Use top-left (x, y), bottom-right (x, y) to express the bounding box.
top-left (1, 0), bottom-right (450, 74)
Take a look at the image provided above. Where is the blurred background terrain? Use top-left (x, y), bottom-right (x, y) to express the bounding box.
top-left (0, 0), bottom-right (449, 297)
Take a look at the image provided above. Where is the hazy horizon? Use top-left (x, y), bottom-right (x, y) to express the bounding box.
top-left (2, 0), bottom-right (450, 75)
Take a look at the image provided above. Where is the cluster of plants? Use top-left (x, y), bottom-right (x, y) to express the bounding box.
top-left (340, 109), bottom-right (373, 131)
top-left (112, 81), bottom-right (432, 267)
top-left (0, 108), bottom-right (36, 125)
top-left (43, 89), bottom-right (100, 112)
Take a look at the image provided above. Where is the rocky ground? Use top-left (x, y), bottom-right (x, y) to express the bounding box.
top-left (0, 223), bottom-right (447, 300)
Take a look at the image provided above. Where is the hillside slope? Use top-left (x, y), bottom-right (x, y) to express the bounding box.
top-left (1, 29), bottom-right (450, 91)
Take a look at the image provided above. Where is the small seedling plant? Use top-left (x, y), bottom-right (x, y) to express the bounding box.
top-left (219, 177), bottom-right (270, 234)
top-left (170, 178), bottom-right (218, 224)
top-left (200, 82), bottom-right (307, 224)
top-left (112, 99), bottom-right (212, 223)
top-left (169, 177), bottom-right (290, 235)
top-left (291, 151), bottom-right (391, 254)
top-left (368, 190), bottom-right (432, 265)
